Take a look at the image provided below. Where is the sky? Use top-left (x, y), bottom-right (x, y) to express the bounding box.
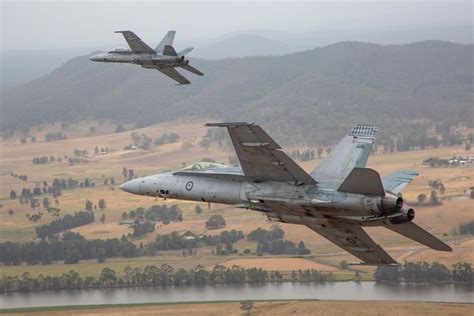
top-left (1, 0), bottom-right (472, 51)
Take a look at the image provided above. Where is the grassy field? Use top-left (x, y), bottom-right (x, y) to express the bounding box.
top-left (1, 300), bottom-right (472, 315)
top-left (1, 120), bottom-right (473, 277)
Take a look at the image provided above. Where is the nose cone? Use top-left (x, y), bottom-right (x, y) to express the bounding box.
top-left (119, 179), bottom-right (141, 195)
top-left (89, 53), bottom-right (104, 62)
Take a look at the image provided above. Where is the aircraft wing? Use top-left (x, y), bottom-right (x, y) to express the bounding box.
top-left (180, 64), bottom-right (204, 76)
top-left (205, 122), bottom-right (317, 185)
top-left (382, 170), bottom-right (419, 195)
top-left (306, 224), bottom-right (397, 265)
top-left (311, 125), bottom-right (378, 189)
top-left (115, 31), bottom-right (155, 54)
top-left (386, 222), bottom-right (451, 251)
top-left (156, 67), bottom-right (190, 85)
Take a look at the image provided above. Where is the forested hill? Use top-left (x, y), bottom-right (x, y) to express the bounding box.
top-left (2, 40), bottom-right (472, 145)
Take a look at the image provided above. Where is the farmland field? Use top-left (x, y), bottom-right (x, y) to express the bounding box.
top-left (1, 120), bottom-right (473, 277)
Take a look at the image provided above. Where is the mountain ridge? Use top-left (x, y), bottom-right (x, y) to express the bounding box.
top-left (2, 40), bottom-right (472, 145)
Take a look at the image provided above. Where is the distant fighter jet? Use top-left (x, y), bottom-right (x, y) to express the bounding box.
top-left (120, 123), bottom-right (452, 265)
top-left (90, 30), bottom-right (203, 85)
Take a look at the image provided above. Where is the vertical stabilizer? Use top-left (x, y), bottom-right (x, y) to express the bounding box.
top-left (312, 125), bottom-right (378, 189)
top-left (156, 31), bottom-right (176, 53)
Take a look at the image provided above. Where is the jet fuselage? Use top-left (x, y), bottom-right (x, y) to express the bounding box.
top-left (89, 51), bottom-right (188, 67)
top-left (120, 170), bottom-right (408, 228)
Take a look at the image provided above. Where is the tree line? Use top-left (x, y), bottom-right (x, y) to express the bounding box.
top-left (1, 226), bottom-right (309, 266)
top-left (145, 230), bottom-right (245, 256)
top-left (0, 264), bottom-right (329, 293)
top-left (248, 227), bottom-right (310, 255)
top-left (0, 232), bottom-right (138, 266)
top-left (35, 211), bottom-right (94, 239)
top-left (374, 261), bottom-right (472, 283)
top-left (121, 205), bottom-right (183, 225)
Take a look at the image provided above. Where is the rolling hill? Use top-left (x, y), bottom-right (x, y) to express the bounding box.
top-left (1, 40), bottom-right (472, 145)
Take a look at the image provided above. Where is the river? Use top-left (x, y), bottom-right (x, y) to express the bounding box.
top-left (1, 282), bottom-right (473, 309)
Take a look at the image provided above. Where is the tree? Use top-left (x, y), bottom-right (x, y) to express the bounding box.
top-left (8, 209), bottom-right (14, 216)
top-left (374, 266), bottom-right (400, 283)
top-left (9, 190), bottom-right (17, 199)
top-left (64, 249), bottom-right (80, 264)
top-left (417, 193), bottom-right (427, 204)
top-left (42, 197), bottom-right (50, 210)
top-left (99, 267), bottom-right (117, 286)
top-left (429, 191), bottom-right (441, 205)
top-left (97, 248), bottom-right (106, 263)
top-left (100, 213), bottom-right (106, 224)
top-left (115, 124), bottom-right (126, 133)
top-left (452, 262), bottom-right (472, 283)
top-left (195, 205), bottom-right (203, 215)
top-left (205, 215), bottom-right (226, 229)
top-left (85, 200), bottom-right (93, 212)
top-left (340, 260), bottom-right (349, 270)
top-left (240, 300), bottom-right (254, 315)
top-left (465, 143), bottom-right (472, 151)
top-left (297, 241), bottom-right (310, 255)
top-left (317, 148), bottom-right (323, 158)
top-left (121, 212), bottom-right (128, 220)
top-left (98, 199), bottom-right (106, 211)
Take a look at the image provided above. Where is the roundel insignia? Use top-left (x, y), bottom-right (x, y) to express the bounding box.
top-left (185, 181), bottom-right (194, 191)
top-left (346, 238), bottom-right (357, 245)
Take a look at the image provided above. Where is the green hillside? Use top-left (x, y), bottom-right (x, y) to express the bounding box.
top-left (2, 40), bottom-right (472, 145)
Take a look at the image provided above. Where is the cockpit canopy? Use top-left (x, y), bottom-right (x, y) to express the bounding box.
top-left (108, 47), bottom-right (132, 54)
top-left (180, 162), bottom-right (229, 171)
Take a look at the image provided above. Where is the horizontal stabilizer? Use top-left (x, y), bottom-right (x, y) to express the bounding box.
top-left (382, 170), bottom-right (419, 195)
top-left (180, 64), bottom-right (204, 76)
top-left (386, 222), bottom-right (452, 251)
top-left (338, 167), bottom-right (385, 196)
top-left (178, 47), bottom-right (194, 56)
top-left (163, 45), bottom-right (178, 56)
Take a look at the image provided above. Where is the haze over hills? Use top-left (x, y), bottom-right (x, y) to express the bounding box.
top-left (1, 40), bottom-right (472, 145)
top-left (2, 25), bottom-right (472, 88)
top-left (191, 34), bottom-right (292, 59)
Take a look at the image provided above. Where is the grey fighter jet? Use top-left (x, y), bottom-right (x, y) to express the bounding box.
top-left (90, 30), bottom-right (203, 85)
top-left (120, 123), bottom-right (452, 265)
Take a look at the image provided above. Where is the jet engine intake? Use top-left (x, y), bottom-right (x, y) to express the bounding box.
top-left (389, 208), bottom-right (415, 224)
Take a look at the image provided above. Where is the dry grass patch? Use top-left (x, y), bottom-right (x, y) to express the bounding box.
top-left (4, 300), bottom-right (472, 316)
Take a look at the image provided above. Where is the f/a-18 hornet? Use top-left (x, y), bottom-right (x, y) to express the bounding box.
top-left (120, 123), bottom-right (451, 265)
top-left (90, 30), bottom-right (203, 85)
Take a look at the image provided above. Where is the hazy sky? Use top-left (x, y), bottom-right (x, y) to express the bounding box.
top-left (1, 0), bottom-right (472, 50)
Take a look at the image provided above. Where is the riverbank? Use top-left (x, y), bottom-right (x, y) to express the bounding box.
top-left (1, 300), bottom-right (473, 315)
top-left (1, 281), bottom-right (472, 310)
